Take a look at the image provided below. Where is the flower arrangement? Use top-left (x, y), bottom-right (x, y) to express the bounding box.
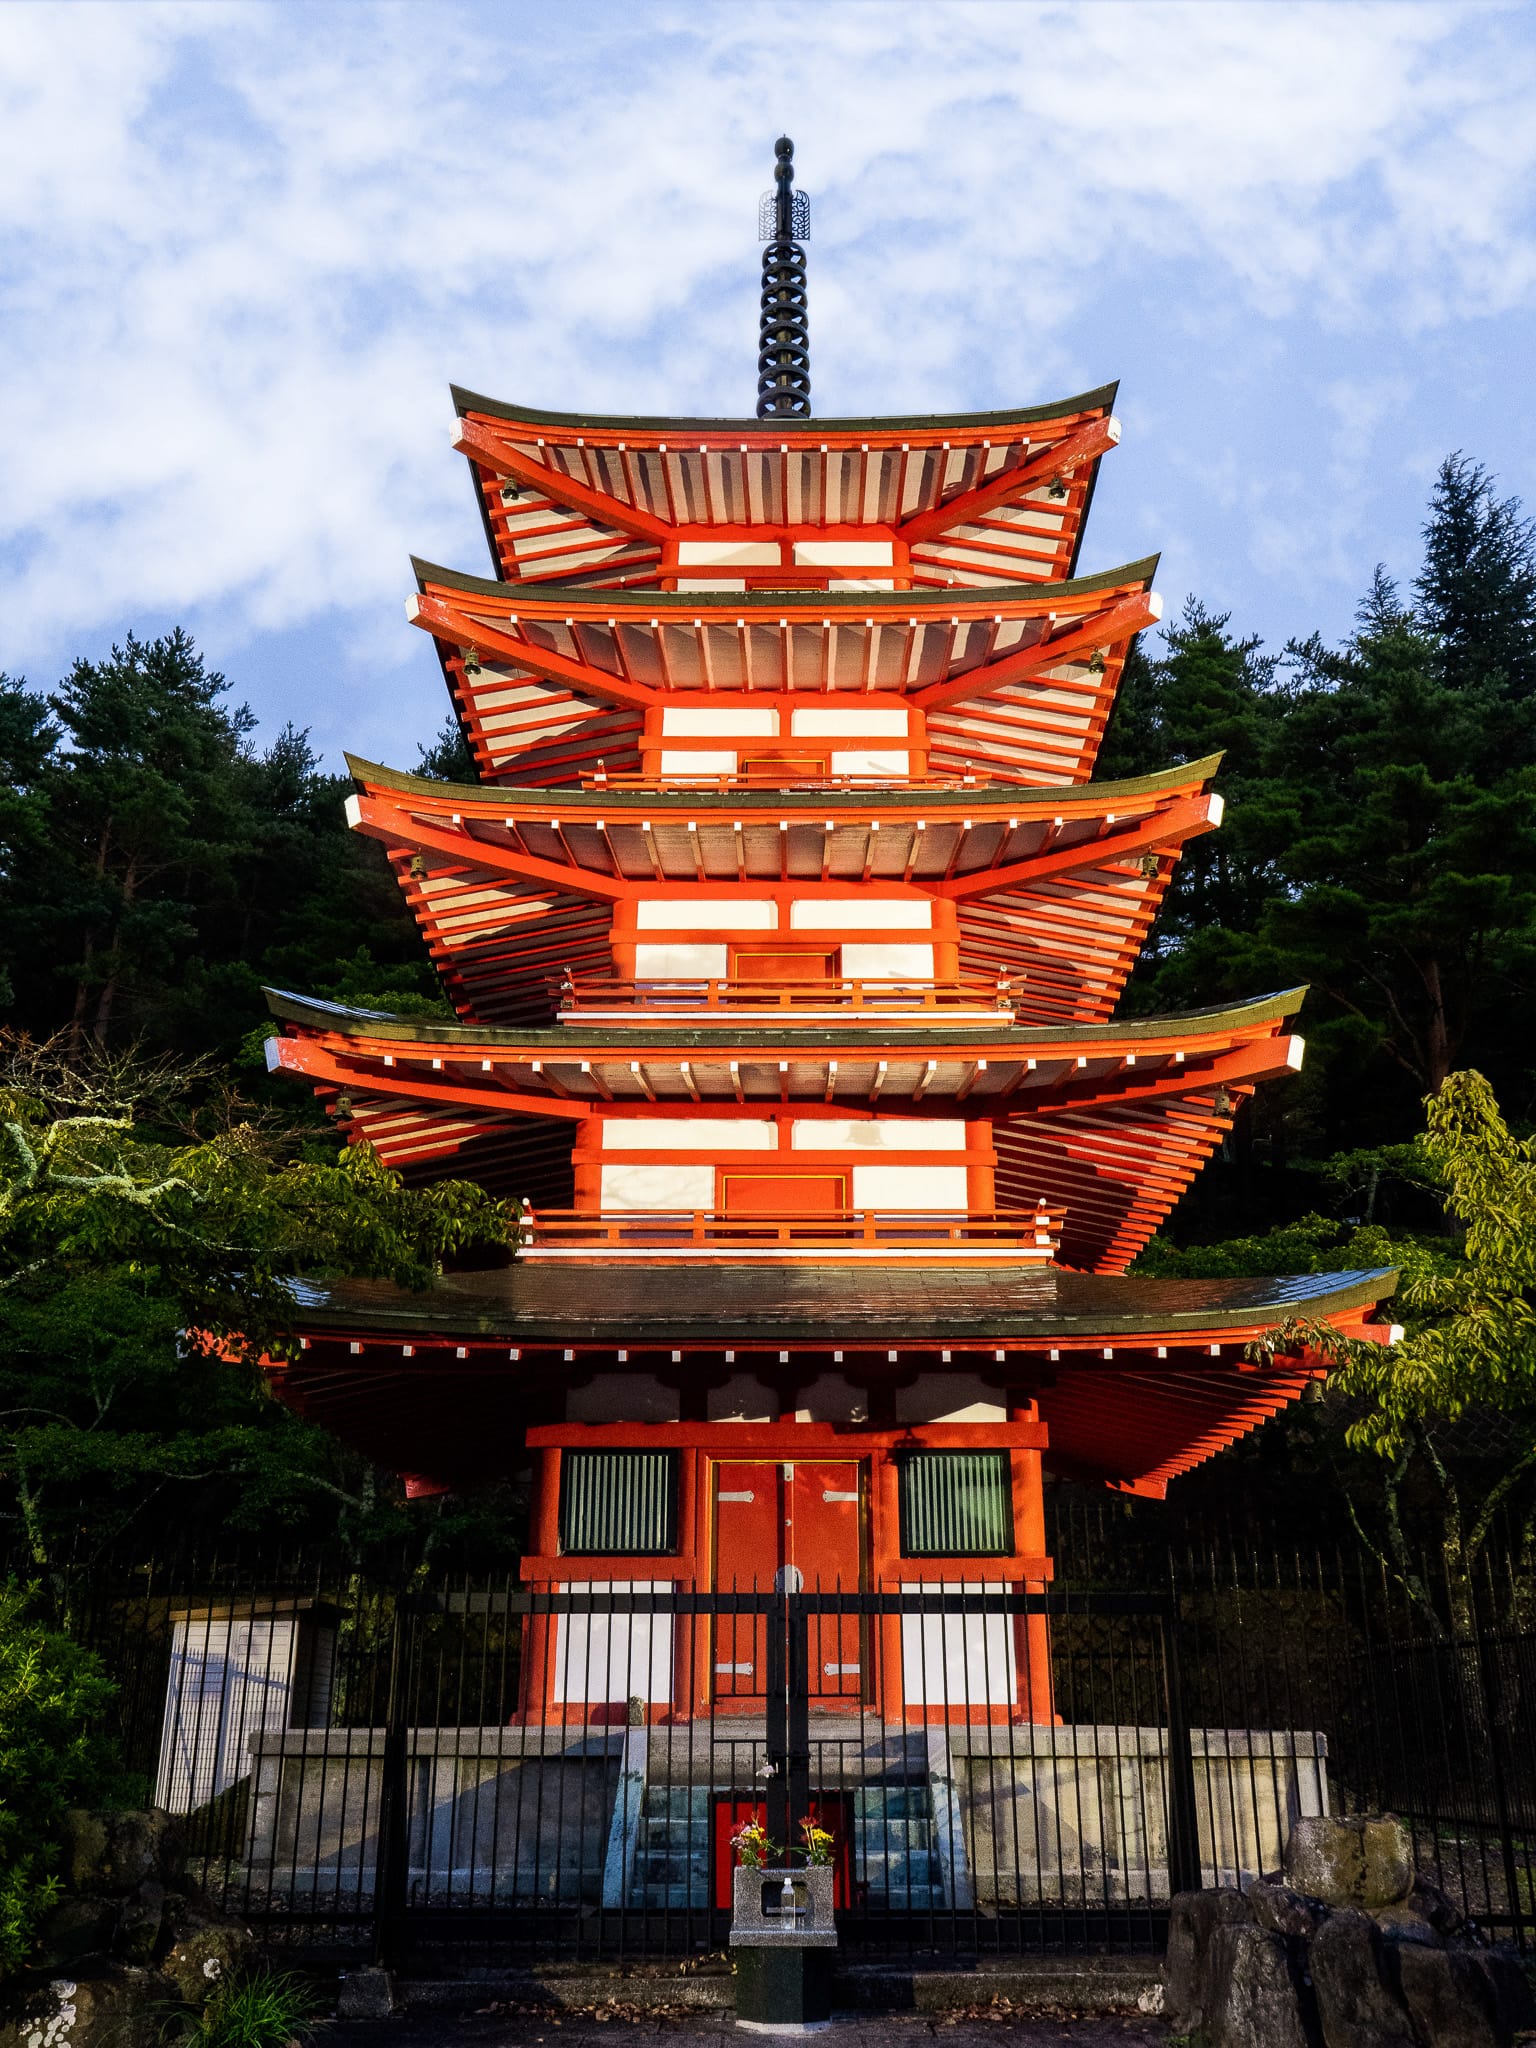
top-left (730, 1811), bottom-right (779, 1868)
top-left (799, 1812), bottom-right (835, 1866)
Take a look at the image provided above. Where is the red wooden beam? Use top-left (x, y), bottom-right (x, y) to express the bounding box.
top-left (913, 591), bottom-right (1161, 714)
top-left (268, 1036), bottom-right (591, 1122)
top-left (407, 592), bottom-right (659, 714)
top-left (453, 419), bottom-right (674, 544)
top-left (347, 794), bottom-right (635, 903)
top-left (896, 415), bottom-right (1120, 546)
top-left (937, 793), bottom-right (1220, 901)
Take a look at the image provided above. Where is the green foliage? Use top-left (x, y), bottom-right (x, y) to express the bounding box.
top-left (0, 635), bottom-right (437, 1061)
top-left (177, 1969), bottom-right (326, 2048)
top-left (0, 1036), bottom-right (513, 1559)
top-left (1336, 1072), bottom-right (1536, 1466)
top-left (0, 1580), bottom-right (127, 1981)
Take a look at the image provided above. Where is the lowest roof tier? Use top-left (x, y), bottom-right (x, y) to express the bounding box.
top-left (273, 1262), bottom-right (1397, 1500)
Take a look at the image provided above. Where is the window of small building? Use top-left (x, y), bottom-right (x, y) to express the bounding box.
top-left (558, 1449), bottom-right (679, 1555)
top-left (898, 1450), bottom-right (1013, 1557)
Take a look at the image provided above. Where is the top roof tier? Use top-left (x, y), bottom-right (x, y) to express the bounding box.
top-left (451, 384), bottom-right (1120, 594)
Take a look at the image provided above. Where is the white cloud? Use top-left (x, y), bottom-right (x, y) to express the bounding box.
top-left (2, 0), bottom-right (1535, 760)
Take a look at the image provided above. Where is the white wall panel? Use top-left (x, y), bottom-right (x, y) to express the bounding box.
top-left (851, 1164), bottom-right (969, 1211)
top-left (638, 900), bottom-right (777, 930)
top-left (792, 899), bottom-right (931, 930)
top-left (600, 1163), bottom-right (715, 1210)
top-left (601, 1119), bottom-right (776, 1151)
top-left (633, 943), bottom-right (729, 977)
top-left (841, 944), bottom-right (935, 979)
top-left (793, 1119), bottom-right (967, 1151)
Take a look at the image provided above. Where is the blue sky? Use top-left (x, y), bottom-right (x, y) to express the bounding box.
top-left (4, 0), bottom-right (1536, 770)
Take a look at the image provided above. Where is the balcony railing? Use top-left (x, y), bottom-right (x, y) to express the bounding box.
top-left (554, 976), bottom-right (1017, 1022)
top-left (518, 1206), bottom-right (1062, 1263)
top-left (576, 769), bottom-right (1017, 792)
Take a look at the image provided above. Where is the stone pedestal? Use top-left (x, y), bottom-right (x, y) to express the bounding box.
top-left (730, 1866), bottom-right (837, 2036)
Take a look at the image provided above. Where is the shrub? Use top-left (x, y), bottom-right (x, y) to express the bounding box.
top-left (0, 1580), bottom-right (125, 1980)
top-left (180, 1969), bottom-right (326, 2048)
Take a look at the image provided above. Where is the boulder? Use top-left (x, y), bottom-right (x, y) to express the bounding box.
top-left (61, 1812), bottom-right (185, 1899)
top-left (1474, 1946), bottom-right (1536, 2039)
top-left (1371, 1903), bottom-right (1442, 1946)
top-left (1407, 1874), bottom-right (1465, 1938)
top-left (1163, 1886), bottom-right (1252, 2030)
top-left (1204, 1922), bottom-right (1317, 2048)
top-left (1309, 1908), bottom-right (1418, 2048)
top-left (0, 1971), bottom-right (170, 2048)
top-left (1249, 1880), bottom-right (1324, 1939)
top-left (1388, 1941), bottom-right (1502, 2048)
top-left (29, 1899), bottom-right (118, 1974)
top-left (1285, 1816), bottom-right (1414, 1911)
top-left (158, 1920), bottom-right (256, 2007)
top-left (113, 1882), bottom-right (166, 1967)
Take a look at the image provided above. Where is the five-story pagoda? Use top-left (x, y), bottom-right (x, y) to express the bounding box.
top-left (265, 142), bottom-right (1395, 1725)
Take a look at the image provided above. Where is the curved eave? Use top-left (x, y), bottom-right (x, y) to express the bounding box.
top-left (263, 985), bottom-right (1306, 1048)
top-left (411, 554), bottom-right (1159, 611)
top-left (450, 384), bottom-right (1120, 439)
top-left (343, 750), bottom-right (1223, 812)
top-left (278, 1262), bottom-right (1395, 1344)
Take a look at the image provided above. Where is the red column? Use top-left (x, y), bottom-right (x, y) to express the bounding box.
top-left (1010, 1402), bottom-right (1055, 1723)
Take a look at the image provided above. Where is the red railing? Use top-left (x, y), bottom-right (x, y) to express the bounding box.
top-left (519, 1206), bottom-right (1061, 1257)
top-left (576, 770), bottom-right (1023, 792)
top-left (554, 975), bottom-right (1017, 1016)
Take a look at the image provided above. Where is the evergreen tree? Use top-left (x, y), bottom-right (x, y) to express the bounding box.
top-left (1415, 453), bottom-right (1536, 770)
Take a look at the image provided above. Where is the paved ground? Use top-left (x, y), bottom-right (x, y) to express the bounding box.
top-left (340, 2009), bottom-right (1170, 2047)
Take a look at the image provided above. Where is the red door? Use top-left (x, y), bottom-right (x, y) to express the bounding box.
top-left (711, 1460), bottom-right (866, 1708)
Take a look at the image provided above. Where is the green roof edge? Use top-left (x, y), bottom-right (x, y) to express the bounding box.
top-left (448, 383), bottom-right (1121, 436)
top-left (343, 751), bottom-right (1224, 809)
top-left (262, 984), bottom-right (1306, 1047)
top-left (280, 1265), bottom-right (1397, 1341)
top-left (409, 554), bottom-right (1161, 607)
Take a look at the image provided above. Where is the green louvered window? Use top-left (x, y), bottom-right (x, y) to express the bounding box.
top-left (898, 1451), bottom-right (1014, 1558)
top-left (558, 1450), bottom-right (679, 1556)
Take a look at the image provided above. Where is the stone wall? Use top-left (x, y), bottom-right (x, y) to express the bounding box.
top-left (1163, 1815), bottom-right (1536, 2048)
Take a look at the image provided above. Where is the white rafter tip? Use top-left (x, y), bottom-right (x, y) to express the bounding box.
top-left (1388, 1324), bottom-right (1406, 1345)
top-left (1146, 590), bottom-right (1165, 621)
top-left (404, 594), bottom-right (423, 621)
top-left (1285, 1036), bottom-right (1306, 1070)
top-left (1207, 792), bottom-right (1226, 826)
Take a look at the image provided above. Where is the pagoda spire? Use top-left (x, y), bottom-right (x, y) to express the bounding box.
top-left (756, 135), bottom-right (810, 419)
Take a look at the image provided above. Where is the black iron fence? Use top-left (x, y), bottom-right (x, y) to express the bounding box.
top-left (15, 1525), bottom-right (1534, 1963)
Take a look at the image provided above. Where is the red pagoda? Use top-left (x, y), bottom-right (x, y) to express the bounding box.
top-left (264, 140), bottom-right (1395, 1731)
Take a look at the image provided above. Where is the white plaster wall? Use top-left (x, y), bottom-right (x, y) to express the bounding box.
top-left (900, 1584), bottom-right (1016, 1706)
top-left (633, 942), bottom-right (728, 978)
top-left (831, 751), bottom-right (912, 778)
top-left (601, 1119), bottom-right (775, 1150)
top-left (659, 750), bottom-right (736, 776)
top-left (552, 1581), bottom-right (673, 1705)
top-left (638, 900), bottom-right (777, 930)
top-left (852, 1164), bottom-right (969, 1212)
top-left (793, 1374), bottom-right (869, 1424)
top-left (707, 1375), bottom-right (777, 1423)
top-left (895, 1374), bottom-right (1007, 1424)
top-left (662, 706), bottom-right (779, 734)
top-left (794, 1119), bottom-right (967, 1151)
top-left (677, 540), bottom-right (781, 565)
top-left (566, 1375), bottom-right (681, 1424)
top-left (599, 1163), bottom-right (715, 1210)
top-left (792, 541), bottom-right (896, 566)
top-left (792, 898), bottom-right (931, 929)
top-left (841, 943), bottom-right (935, 978)
top-left (791, 705), bottom-right (907, 734)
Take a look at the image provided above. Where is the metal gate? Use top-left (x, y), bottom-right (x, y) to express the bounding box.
top-left (362, 1582), bottom-right (1206, 1965)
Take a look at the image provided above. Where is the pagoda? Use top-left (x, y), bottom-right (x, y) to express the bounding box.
top-left (265, 141), bottom-right (1395, 1726)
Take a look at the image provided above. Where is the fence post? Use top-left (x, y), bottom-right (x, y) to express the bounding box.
top-left (1468, 1567), bottom-right (1524, 1946)
top-left (765, 1589), bottom-right (790, 1853)
top-left (1161, 1593), bottom-right (1203, 1897)
top-left (372, 1591), bottom-right (413, 1970)
top-left (785, 1592), bottom-right (812, 1856)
